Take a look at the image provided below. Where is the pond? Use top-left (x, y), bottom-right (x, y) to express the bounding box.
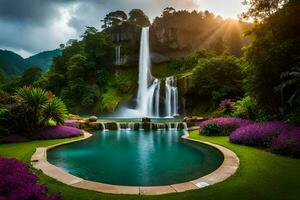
top-left (48, 130), bottom-right (223, 186)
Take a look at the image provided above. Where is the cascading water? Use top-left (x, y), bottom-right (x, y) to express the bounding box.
top-left (116, 27), bottom-right (178, 118)
top-left (115, 46), bottom-right (121, 65)
top-left (135, 27), bottom-right (161, 117)
top-left (128, 122), bottom-right (135, 130)
top-left (165, 76), bottom-right (178, 117)
top-left (100, 122), bottom-right (108, 131)
top-left (116, 122), bottom-right (121, 130)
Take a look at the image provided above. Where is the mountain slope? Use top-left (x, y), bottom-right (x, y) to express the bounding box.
top-left (25, 49), bottom-right (62, 72)
top-left (0, 50), bottom-right (27, 75)
top-left (0, 49), bottom-right (62, 75)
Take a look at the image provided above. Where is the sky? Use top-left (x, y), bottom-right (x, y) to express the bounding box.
top-left (0, 0), bottom-right (246, 58)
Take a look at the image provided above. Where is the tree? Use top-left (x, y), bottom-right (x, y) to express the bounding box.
top-left (21, 67), bottom-right (42, 86)
top-left (101, 10), bottom-right (127, 29)
top-left (81, 26), bottom-right (98, 37)
top-left (128, 9), bottom-right (151, 27)
top-left (0, 69), bottom-right (5, 84)
top-left (66, 54), bottom-right (87, 101)
top-left (189, 54), bottom-right (243, 108)
top-left (162, 7), bottom-right (176, 17)
top-left (243, 0), bottom-right (300, 112)
top-left (84, 32), bottom-right (115, 67)
top-left (241, 0), bottom-right (289, 21)
top-left (209, 37), bottom-right (227, 55)
top-left (277, 63), bottom-right (300, 105)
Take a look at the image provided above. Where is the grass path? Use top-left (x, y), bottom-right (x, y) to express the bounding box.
top-left (0, 131), bottom-right (300, 200)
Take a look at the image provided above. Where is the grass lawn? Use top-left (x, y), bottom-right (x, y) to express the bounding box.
top-left (0, 131), bottom-right (300, 200)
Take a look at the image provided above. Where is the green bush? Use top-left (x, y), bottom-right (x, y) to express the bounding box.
top-left (232, 96), bottom-right (258, 120)
top-left (0, 87), bottom-right (67, 136)
top-left (189, 54), bottom-right (243, 110)
top-left (201, 123), bottom-right (238, 136)
top-left (201, 123), bottom-right (221, 136)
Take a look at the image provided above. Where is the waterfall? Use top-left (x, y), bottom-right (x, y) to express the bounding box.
top-left (139, 122), bottom-right (144, 130)
top-left (116, 122), bottom-right (121, 130)
top-left (100, 122), bottom-right (108, 131)
top-left (135, 27), bottom-right (161, 117)
top-left (116, 27), bottom-right (178, 118)
top-left (115, 46), bottom-right (121, 65)
top-left (167, 123), bottom-right (172, 130)
top-left (174, 122), bottom-right (179, 130)
top-left (165, 76), bottom-right (179, 117)
top-left (157, 123), bottom-right (166, 130)
top-left (128, 122), bottom-right (135, 130)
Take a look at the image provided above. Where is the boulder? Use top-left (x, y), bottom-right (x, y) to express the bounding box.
top-left (88, 116), bottom-right (98, 122)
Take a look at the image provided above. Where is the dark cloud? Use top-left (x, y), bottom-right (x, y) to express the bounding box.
top-left (0, 0), bottom-right (73, 25)
top-left (0, 0), bottom-right (199, 57)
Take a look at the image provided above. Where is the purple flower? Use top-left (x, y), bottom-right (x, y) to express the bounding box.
top-left (199, 117), bottom-right (253, 129)
top-left (1, 134), bottom-right (28, 143)
top-left (0, 157), bottom-right (60, 200)
top-left (219, 99), bottom-right (234, 109)
top-left (64, 120), bottom-right (80, 128)
top-left (229, 121), bottom-right (292, 147)
top-left (39, 125), bottom-right (82, 139)
top-left (271, 128), bottom-right (300, 158)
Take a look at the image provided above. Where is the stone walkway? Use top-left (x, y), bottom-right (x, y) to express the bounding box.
top-left (31, 130), bottom-right (239, 195)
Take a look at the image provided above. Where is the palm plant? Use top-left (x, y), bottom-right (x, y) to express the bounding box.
top-left (42, 96), bottom-right (67, 126)
top-left (4, 87), bottom-right (68, 136)
top-left (277, 64), bottom-right (300, 105)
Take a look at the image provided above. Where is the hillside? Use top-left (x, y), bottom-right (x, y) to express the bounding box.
top-left (0, 50), bottom-right (26, 75)
top-left (0, 49), bottom-right (61, 75)
top-left (25, 49), bottom-right (62, 72)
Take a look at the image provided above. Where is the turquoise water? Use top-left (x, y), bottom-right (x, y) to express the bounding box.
top-left (48, 130), bottom-right (223, 186)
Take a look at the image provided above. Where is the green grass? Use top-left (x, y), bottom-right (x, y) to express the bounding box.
top-left (0, 131), bottom-right (300, 200)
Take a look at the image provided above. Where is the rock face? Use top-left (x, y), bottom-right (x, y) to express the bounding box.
top-left (150, 26), bottom-right (192, 52)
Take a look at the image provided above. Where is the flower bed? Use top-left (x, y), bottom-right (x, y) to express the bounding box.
top-left (199, 117), bottom-right (253, 136)
top-left (64, 120), bottom-right (80, 128)
top-left (39, 125), bottom-right (82, 139)
top-left (199, 117), bottom-right (253, 128)
top-left (229, 121), bottom-right (300, 158)
top-left (0, 157), bottom-right (60, 200)
top-left (229, 122), bottom-right (291, 147)
top-left (199, 118), bottom-right (300, 158)
top-left (0, 134), bottom-right (29, 143)
top-left (271, 128), bottom-right (300, 158)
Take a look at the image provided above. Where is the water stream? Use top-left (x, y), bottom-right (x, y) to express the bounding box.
top-left (117, 27), bottom-right (179, 118)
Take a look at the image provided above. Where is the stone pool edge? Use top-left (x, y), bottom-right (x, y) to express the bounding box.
top-left (31, 130), bottom-right (239, 196)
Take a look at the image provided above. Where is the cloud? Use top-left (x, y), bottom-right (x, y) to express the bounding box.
top-left (0, 0), bottom-right (243, 57)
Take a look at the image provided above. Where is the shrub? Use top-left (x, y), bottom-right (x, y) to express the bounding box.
top-left (0, 157), bottom-right (60, 200)
top-left (201, 123), bottom-right (221, 136)
top-left (0, 87), bottom-right (67, 136)
top-left (232, 96), bottom-right (258, 120)
top-left (201, 123), bottom-right (235, 136)
top-left (199, 117), bottom-right (253, 136)
top-left (0, 134), bottom-right (28, 143)
top-left (219, 99), bottom-right (234, 114)
top-left (271, 128), bottom-right (300, 158)
top-left (199, 117), bottom-right (253, 129)
top-left (229, 122), bottom-right (292, 147)
top-left (39, 125), bottom-right (82, 139)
